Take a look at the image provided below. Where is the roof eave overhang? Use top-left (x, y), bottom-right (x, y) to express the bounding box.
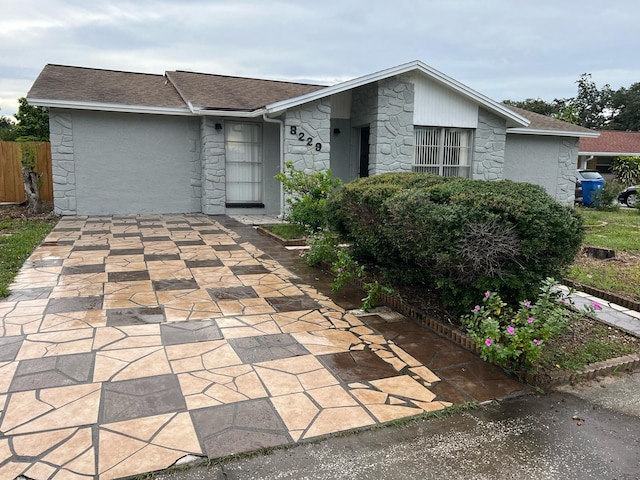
top-left (579, 151), bottom-right (640, 156)
top-left (28, 98), bottom-right (193, 116)
top-left (507, 128), bottom-right (600, 138)
top-left (189, 106), bottom-right (267, 118)
top-left (264, 60), bottom-right (530, 128)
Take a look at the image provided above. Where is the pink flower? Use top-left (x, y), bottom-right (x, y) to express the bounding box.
top-left (484, 291), bottom-right (491, 299)
top-left (485, 338), bottom-right (493, 346)
top-left (337, 267), bottom-right (343, 273)
top-left (495, 344), bottom-right (501, 349)
top-left (527, 317), bottom-right (534, 324)
top-left (298, 250), bottom-right (304, 256)
top-left (533, 339), bottom-right (541, 345)
top-left (474, 305), bottom-right (480, 312)
top-left (524, 301), bottom-right (531, 307)
top-left (591, 301), bottom-right (602, 310)
top-left (507, 326), bottom-right (515, 335)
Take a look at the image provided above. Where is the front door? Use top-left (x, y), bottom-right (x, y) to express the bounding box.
top-left (359, 127), bottom-right (370, 178)
top-left (225, 122), bottom-right (264, 207)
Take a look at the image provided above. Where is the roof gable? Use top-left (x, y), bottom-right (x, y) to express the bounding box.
top-left (579, 130), bottom-right (640, 155)
top-left (265, 60), bottom-right (530, 128)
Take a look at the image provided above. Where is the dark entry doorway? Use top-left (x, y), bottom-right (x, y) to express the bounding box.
top-left (359, 127), bottom-right (370, 178)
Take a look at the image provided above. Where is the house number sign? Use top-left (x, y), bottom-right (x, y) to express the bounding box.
top-left (289, 126), bottom-right (322, 152)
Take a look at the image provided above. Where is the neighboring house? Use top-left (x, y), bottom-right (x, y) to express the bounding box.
top-left (578, 131), bottom-right (640, 180)
top-left (27, 61), bottom-right (598, 216)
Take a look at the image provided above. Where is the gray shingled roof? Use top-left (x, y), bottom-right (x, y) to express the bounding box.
top-left (28, 64), bottom-right (187, 108)
top-left (504, 104), bottom-right (596, 134)
top-left (28, 64), bottom-right (326, 112)
top-left (165, 71), bottom-right (326, 111)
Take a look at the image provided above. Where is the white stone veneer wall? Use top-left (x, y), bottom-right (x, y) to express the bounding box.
top-left (200, 117), bottom-right (226, 215)
top-left (370, 76), bottom-right (414, 175)
top-left (188, 120), bottom-right (202, 212)
top-left (49, 110), bottom-right (77, 215)
top-left (557, 137), bottom-right (579, 205)
top-left (284, 98), bottom-right (331, 173)
top-left (472, 108), bottom-right (507, 180)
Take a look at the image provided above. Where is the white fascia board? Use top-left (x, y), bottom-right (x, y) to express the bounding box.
top-left (507, 128), bottom-right (600, 138)
top-left (578, 151), bottom-right (640, 156)
top-left (265, 60), bottom-right (530, 127)
top-left (28, 98), bottom-right (193, 116)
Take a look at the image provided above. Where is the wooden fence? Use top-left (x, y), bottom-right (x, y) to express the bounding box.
top-left (0, 141), bottom-right (53, 203)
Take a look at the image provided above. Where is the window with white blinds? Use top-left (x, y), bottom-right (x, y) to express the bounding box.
top-left (413, 127), bottom-right (472, 177)
top-left (225, 122), bottom-right (263, 204)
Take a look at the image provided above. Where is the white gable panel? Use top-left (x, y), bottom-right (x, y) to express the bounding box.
top-left (412, 74), bottom-right (478, 128)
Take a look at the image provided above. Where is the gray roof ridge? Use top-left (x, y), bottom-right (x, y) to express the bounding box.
top-left (168, 69), bottom-right (328, 88)
top-left (44, 63), bottom-right (165, 78)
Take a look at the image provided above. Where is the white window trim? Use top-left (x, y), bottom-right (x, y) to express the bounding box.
top-left (413, 126), bottom-right (473, 178)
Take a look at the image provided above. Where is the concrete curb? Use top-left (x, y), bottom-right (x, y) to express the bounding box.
top-left (563, 278), bottom-right (640, 312)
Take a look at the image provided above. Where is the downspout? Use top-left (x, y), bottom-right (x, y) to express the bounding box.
top-left (263, 113), bottom-right (285, 218)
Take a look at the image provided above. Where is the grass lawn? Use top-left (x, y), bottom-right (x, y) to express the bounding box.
top-left (0, 217), bottom-right (56, 298)
top-left (567, 207), bottom-right (640, 301)
top-left (262, 223), bottom-right (306, 240)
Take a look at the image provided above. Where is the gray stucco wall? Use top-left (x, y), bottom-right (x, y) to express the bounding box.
top-left (504, 134), bottom-right (579, 205)
top-left (472, 108), bottom-right (507, 180)
top-left (262, 121), bottom-right (282, 214)
top-left (71, 111), bottom-right (199, 215)
top-left (329, 118), bottom-right (353, 182)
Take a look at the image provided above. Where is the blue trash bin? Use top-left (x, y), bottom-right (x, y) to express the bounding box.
top-left (582, 178), bottom-right (605, 206)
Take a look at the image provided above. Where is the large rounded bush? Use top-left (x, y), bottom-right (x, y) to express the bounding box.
top-left (327, 173), bottom-right (584, 312)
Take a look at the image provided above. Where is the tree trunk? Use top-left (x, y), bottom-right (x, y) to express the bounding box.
top-left (22, 167), bottom-right (42, 214)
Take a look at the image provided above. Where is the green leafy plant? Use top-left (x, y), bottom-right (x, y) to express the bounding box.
top-left (361, 280), bottom-right (394, 312)
top-left (275, 161), bottom-right (341, 232)
top-left (594, 180), bottom-right (624, 211)
top-left (611, 156), bottom-right (640, 187)
top-left (299, 231), bottom-right (340, 267)
top-left (331, 248), bottom-right (364, 294)
top-left (461, 278), bottom-right (598, 372)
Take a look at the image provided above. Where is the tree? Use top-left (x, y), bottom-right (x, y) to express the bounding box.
top-left (0, 115), bottom-right (16, 141)
top-left (502, 98), bottom-right (564, 116)
top-left (13, 97), bottom-right (49, 141)
top-left (609, 82), bottom-right (640, 131)
top-left (567, 73), bottom-right (615, 129)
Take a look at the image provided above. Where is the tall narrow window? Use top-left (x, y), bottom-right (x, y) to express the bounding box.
top-left (225, 122), bottom-right (263, 206)
top-left (414, 127), bottom-right (472, 177)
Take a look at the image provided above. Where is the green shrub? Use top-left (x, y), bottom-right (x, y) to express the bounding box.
top-left (461, 279), bottom-right (597, 372)
top-left (327, 173), bottom-right (584, 312)
top-left (594, 180), bottom-right (624, 211)
top-left (275, 161), bottom-right (341, 232)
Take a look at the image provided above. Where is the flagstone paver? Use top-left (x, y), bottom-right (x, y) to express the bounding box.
top-left (0, 214), bottom-right (527, 479)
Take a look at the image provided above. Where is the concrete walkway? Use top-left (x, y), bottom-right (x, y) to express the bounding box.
top-left (0, 214), bottom-right (527, 479)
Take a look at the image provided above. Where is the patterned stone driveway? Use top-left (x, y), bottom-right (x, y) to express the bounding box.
top-left (0, 214), bottom-right (526, 479)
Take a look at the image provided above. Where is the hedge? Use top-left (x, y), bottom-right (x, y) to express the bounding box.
top-left (327, 173), bottom-right (584, 312)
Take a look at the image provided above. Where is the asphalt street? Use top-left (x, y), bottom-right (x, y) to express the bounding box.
top-left (155, 372), bottom-right (640, 480)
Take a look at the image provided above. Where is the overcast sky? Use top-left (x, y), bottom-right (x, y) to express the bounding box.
top-left (1, 0), bottom-right (639, 118)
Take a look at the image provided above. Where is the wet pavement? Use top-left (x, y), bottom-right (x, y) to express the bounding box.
top-left (157, 372), bottom-right (640, 480)
top-left (0, 214), bottom-right (528, 479)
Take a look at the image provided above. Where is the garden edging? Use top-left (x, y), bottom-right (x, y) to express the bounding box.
top-left (345, 276), bottom-right (640, 388)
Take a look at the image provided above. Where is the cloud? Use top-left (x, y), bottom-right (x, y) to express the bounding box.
top-left (1, 0), bottom-right (639, 117)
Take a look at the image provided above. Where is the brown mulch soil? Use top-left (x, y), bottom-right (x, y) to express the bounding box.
top-left (0, 201), bottom-right (57, 220)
